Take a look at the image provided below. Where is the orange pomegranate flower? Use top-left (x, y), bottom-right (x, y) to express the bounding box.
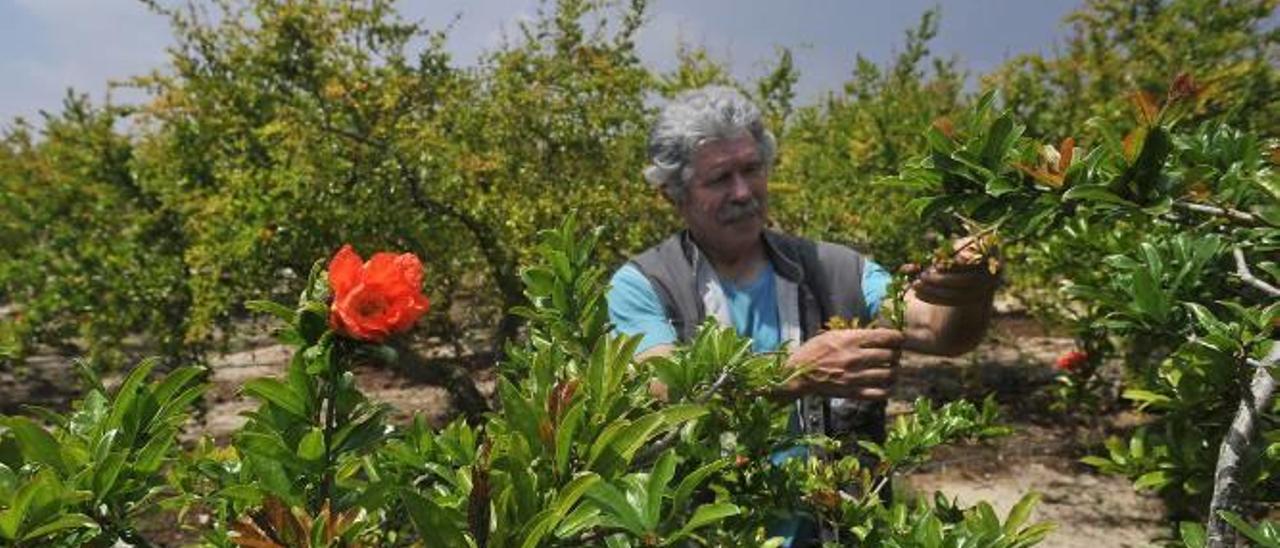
top-left (327, 245), bottom-right (430, 343)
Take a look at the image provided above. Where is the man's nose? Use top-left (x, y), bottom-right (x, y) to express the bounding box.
top-left (728, 172), bottom-right (753, 200)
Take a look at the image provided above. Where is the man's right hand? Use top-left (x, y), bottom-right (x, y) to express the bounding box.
top-left (781, 328), bottom-right (903, 401)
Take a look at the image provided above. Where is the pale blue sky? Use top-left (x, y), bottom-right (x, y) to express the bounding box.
top-left (0, 0), bottom-right (1084, 124)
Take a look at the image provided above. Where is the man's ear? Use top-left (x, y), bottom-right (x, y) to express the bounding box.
top-left (658, 187), bottom-right (678, 207)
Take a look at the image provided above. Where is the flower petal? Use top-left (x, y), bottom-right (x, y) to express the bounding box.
top-left (363, 252), bottom-right (404, 290)
top-left (328, 245), bottom-right (364, 297)
top-left (395, 253), bottom-right (424, 288)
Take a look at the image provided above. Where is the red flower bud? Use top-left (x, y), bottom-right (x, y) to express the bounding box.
top-left (1054, 350), bottom-right (1088, 373)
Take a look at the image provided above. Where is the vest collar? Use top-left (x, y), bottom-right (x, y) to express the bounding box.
top-left (675, 228), bottom-right (806, 283)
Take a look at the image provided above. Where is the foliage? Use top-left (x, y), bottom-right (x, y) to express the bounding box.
top-left (0, 359), bottom-right (206, 546)
top-left (982, 0), bottom-right (1279, 336)
top-left (0, 220), bottom-right (1044, 545)
top-left (0, 97), bottom-right (193, 369)
top-left (892, 73), bottom-right (1278, 529)
top-left (1180, 513), bottom-right (1280, 548)
top-left (985, 0), bottom-right (1280, 140)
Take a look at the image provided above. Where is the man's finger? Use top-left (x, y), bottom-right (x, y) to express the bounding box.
top-left (841, 366), bottom-right (895, 387)
top-left (837, 328), bottom-right (904, 349)
top-left (850, 348), bottom-right (900, 368)
top-left (916, 268), bottom-right (999, 289)
top-left (911, 283), bottom-right (993, 305)
top-left (851, 387), bottom-right (891, 400)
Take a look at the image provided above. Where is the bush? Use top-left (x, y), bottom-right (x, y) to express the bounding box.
top-left (1, 219), bottom-right (1046, 546)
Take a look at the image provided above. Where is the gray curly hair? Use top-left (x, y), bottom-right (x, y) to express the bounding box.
top-left (643, 86), bottom-right (777, 203)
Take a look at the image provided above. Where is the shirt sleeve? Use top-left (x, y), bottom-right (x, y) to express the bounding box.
top-left (606, 263), bottom-right (678, 353)
top-left (861, 258), bottom-right (892, 320)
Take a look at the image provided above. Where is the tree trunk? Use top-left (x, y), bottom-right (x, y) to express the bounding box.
top-left (1205, 344), bottom-right (1278, 547)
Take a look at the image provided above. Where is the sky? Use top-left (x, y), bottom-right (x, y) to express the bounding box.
top-left (0, 0), bottom-right (1086, 125)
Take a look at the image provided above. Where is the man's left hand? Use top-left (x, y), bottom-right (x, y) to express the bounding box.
top-left (909, 237), bottom-right (1001, 307)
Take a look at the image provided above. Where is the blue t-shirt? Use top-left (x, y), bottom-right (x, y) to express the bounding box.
top-left (607, 258), bottom-right (890, 353)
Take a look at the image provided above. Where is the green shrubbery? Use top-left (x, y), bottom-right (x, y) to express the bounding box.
top-left (0, 220), bottom-right (1048, 546)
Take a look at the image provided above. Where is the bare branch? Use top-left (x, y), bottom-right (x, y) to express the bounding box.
top-left (1233, 247), bottom-right (1280, 298)
top-left (635, 369), bottom-right (732, 464)
top-left (1175, 201), bottom-right (1276, 228)
top-left (1206, 345), bottom-right (1279, 547)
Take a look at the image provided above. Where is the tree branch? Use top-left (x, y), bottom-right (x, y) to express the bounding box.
top-left (1206, 345), bottom-right (1278, 548)
top-left (1233, 247), bottom-right (1280, 298)
top-left (1174, 201), bottom-right (1276, 228)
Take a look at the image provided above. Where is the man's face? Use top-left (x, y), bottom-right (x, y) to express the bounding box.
top-left (676, 132), bottom-right (769, 255)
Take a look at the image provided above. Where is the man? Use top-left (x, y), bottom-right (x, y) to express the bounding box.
top-left (606, 86), bottom-right (999, 544)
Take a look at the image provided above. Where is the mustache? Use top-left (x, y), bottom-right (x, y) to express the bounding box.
top-left (717, 198), bottom-right (763, 223)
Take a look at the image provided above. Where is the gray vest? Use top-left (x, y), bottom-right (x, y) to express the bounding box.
top-left (629, 230), bottom-right (888, 447)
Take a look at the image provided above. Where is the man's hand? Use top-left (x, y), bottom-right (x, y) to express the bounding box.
top-left (782, 328), bottom-right (904, 401)
top-left (902, 236), bottom-right (1000, 356)
top-left (910, 236), bottom-right (1001, 306)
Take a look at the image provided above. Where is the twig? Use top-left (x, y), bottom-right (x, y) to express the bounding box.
top-left (635, 369), bottom-right (732, 464)
top-left (1206, 345), bottom-right (1279, 548)
top-left (1233, 247), bottom-right (1280, 298)
top-left (1174, 201), bottom-right (1276, 228)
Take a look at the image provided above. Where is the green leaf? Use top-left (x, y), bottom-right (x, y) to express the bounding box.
top-left (245, 299), bottom-right (298, 324)
top-left (401, 490), bottom-right (469, 548)
top-left (237, 431), bottom-right (296, 465)
top-left (1004, 492), bottom-right (1039, 534)
top-left (667, 502), bottom-right (740, 544)
top-left (1062, 185), bottom-right (1138, 207)
top-left (297, 427), bottom-right (325, 462)
top-left (1131, 267), bottom-right (1167, 323)
top-left (984, 177), bottom-right (1021, 197)
top-left (670, 458), bottom-right (728, 517)
top-left (1134, 470), bottom-right (1173, 491)
top-left (520, 472), bottom-right (601, 548)
top-left (586, 419), bottom-right (631, 470)
top-left (555, 401), bottom-right (586, 475)
top-left (0, 469), bottom-right (57, 540)
top-left (585, 481), bottom-right (647, 536)
top-left (644, 451), bottom-right (676, 530)
top-left (147, 366), bottom-right (204, 426)
top-left (554, 504), bottom-right (603, 539)
top-left (925, 126), bottom-right (955, 154)
top-left (591, 405), bottom-right (707, 475)
top-left (1179, 521), bottom-right (1207, 548)
top-left (20, 513), bottom-right (98, 542)
top-left (980, 114), bottom-right (1017, 166)
top-left (497, 377), bottom-right (542, 450)
top-left (242, 378), bottom-right (309, 419)
top-left (105, 357), bottom-right (159, 438)
top-left (92, 451), bottom-right (127, 503)
top-left (1, 417), bottom-right (65, 473)
top-left (1122, 389), bottom-right (1173, 409)
top-left (1218, 511), bottom-right (1276, 547)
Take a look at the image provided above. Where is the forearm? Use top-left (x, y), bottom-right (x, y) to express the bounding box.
top-left (900, 289), bottom-right (992, 356)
